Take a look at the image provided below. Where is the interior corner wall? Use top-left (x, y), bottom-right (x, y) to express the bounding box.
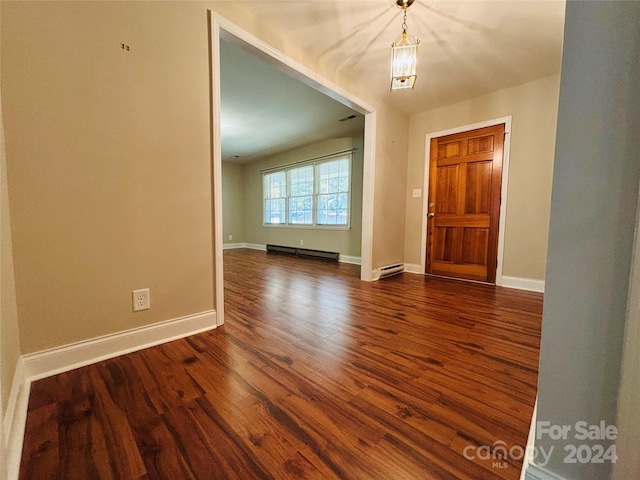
top-left (535, 2), bottom-right (640, 479)
top-left (241, 137), bottom-right (364, 257)
top-left (222, 161), bottom-right (246, 244)
top-left (404, 74), bottom-right (561, 280)
top-left (1, 1), bottom-right (215, 353)
top-left (1, 58), bottom-right (21, 422)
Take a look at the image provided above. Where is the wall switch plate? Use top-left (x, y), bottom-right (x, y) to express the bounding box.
top-left (132, 288), bottom-right (150, 312)
top-left (413, 189), bottom-right (422, 198)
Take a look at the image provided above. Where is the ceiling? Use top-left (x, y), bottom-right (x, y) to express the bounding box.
top-left (220, 0), bottom-right (566, 162)
top-left (221, 40), bottom-right (364, 162)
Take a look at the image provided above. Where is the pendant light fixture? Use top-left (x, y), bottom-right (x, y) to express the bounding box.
top-left (390, 0), bottom-right (419, 90)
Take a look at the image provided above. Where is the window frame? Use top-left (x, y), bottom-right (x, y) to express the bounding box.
top-left (316, 157), bottom-right (351, 227)
top-left (287, 164), bottom-right (314, 226)
top-left (263, 170), bottom-right (287, 225)
top-left (262, 153), bottom-right (352, 230)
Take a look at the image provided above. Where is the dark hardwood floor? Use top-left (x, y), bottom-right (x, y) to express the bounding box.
top-left (20, 249), bottom-right (543, 479)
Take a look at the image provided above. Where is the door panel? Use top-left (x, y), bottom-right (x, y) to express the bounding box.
top-left (467, 134), bottom-right (494, 154)
top-left (426, 124), bottom-right (504, 283)
top-left (465, 161), bottom-right (491, 214)
top-left (433, 227), bottom-right (457, 262)
top-left (436, 165), bottom-right (459, 214)
top-left (461, 228), bottom-right (489, 265)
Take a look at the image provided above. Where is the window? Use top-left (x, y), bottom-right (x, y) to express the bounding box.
top-left (288, 165), bottom-right (313, 225)
top-left (264, 170), bottom-right (286, 224)
top-left (317, 158), bottom-right (349, 225)
top-left (263, 155), bottom-right (351, 228)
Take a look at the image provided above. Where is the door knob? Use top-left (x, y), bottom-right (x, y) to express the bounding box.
top-left (428, 213), bottom-right (435, 218)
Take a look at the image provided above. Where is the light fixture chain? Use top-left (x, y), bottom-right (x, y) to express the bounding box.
top-left (402, 10), bottom-right (408, 33)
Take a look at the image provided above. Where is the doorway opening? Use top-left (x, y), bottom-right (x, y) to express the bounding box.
top-left (209, 12), bottom-right (378, 326)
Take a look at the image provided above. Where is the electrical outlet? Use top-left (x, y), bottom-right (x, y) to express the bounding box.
top-left (132, 288), bottom-right (150, 312)
top-left (413, 189), bottom-right (422, 198)
top-left (228, 234), bottom-right (233, 241)
top-left (300, 239), bottom-right (304, 246)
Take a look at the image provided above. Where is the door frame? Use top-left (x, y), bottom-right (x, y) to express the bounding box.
top-left (419, 116), bottom-right (512, 285)
top-left (209, 12), bottom-right (378, 326)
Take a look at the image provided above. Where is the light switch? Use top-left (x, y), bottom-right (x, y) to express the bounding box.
top-left (412, 189), bottom-right (422, 198)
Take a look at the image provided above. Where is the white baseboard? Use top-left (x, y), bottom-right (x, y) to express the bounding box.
top-left (222, 242), bottom-right (265, 251)
top-left (339, 255), bottom-right (361, 265)
top-left (245, 243), bottom-right (267, 251)
top-left (24, 310), bottom-right (217, 382)
top-left (223, 242), bottom-right (245, 250)
top-left (502, 276), bottom-right (545, 293)
top-left (525, 464), bottom-right (566, 480)
top-left (404, 263), bottom-right (423, 274)
top-left (4, 357), bottom-right (29, 480)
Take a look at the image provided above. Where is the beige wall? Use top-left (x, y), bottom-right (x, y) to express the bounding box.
top-left (1, 1), bottom-right (410, 354)
top-left (242, 137), bottom-right (364, 257)
top-left (222, 161), bottom-right (246, 244)
top-left (1, 78), bottom-right (21, 418)
top-left (2, 2), bottom-right (215, 353)
top-left (373, 104), bottom-right (410, 268)
top-left (405, 74), bottom-right (561, 280)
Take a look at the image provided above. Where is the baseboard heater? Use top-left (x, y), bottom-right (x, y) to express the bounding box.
top-left (378, 263), bottom-right (405, 279)
top-left (266, 244), bottom-right (339, 262)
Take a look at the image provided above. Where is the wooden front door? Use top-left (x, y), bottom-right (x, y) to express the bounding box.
top-left (426, 124), bottom-right (504, 283)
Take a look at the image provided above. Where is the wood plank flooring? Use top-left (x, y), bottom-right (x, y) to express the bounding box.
top-left (19, 249), bottom-right (543, 479)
